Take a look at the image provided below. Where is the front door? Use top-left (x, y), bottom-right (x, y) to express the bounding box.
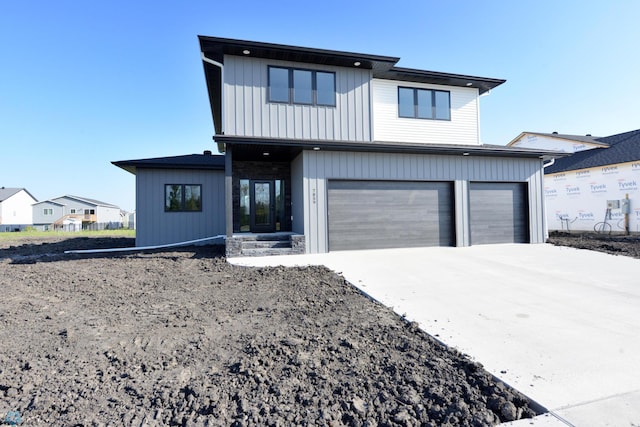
top-left (250, 180), bottom-right (276, 233)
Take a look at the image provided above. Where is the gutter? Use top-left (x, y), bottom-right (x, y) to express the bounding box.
top-left (200, 52), bottom-right (224, 136)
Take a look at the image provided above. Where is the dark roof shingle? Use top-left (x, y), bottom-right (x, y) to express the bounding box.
top-left (545, 129), bottom-right (640, 174)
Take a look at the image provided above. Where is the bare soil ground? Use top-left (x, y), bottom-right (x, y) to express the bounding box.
top-left (0, 236), bottom-right (546, 426)
top-left (547, 231), bottom-right (640, 259)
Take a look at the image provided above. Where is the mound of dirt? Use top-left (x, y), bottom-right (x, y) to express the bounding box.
top-left (547, 232), bottom-right (640, 259)
top-left (0, 237), bottom-right (540, 426)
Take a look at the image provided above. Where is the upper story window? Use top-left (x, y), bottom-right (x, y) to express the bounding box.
top-left (43, 208), bottom-right (53, 215)
top-left (398, 87), bottom-right (451, 120)
top-left (268, 66), bottom-right (336, 107)
top-left (165, 184), bottom-right (202, 212)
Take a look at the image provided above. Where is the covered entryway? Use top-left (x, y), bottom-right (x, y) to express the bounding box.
top-left (327, 180), bottom-right (454, 251)
top-left (469, 182), bottom-right (529, 245)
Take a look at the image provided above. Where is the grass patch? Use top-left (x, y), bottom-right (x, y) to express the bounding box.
top-left (0, 229), bottom-right (135, 243)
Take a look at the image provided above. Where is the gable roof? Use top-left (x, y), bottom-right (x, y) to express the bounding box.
top-left (199, 36), bottom-right (506, 135)
top-left (508, 132), bottom-right (607, 147)
top-left (0, 187), bottom-right (37, 203)
top-left (53, 195), bottom-right (119, 208)
top-left (112, 152), bottom-right (225, 175)
top-left (32, 200), bottom-right (65, 207)
top-left (545, 129), bottom-right (640, 174)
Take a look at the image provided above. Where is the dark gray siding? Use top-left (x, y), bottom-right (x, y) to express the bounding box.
top-left (300, 151), bottom-right (545, 253)
top-left (469, 182), bottom-right (529, 244)
top-left (136, 168), bottom-right (225, 247)
top-left (327, 180), bottom-right (454, 251)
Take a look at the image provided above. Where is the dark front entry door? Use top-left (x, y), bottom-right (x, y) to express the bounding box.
top-left (250, 180), bottom-right (276, 232)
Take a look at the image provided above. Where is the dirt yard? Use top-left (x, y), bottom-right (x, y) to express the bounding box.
top-left (0, 235), bottom-right (557, 426)
top-left (547, 231), bottom-right (640, 259)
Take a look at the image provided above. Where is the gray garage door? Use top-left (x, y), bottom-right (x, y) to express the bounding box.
top-left (327, 180), bottom-right (454, 251)
top-left (469, 182), bottom-right (529, 245)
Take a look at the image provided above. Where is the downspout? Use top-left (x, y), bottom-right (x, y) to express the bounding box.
top-left (543, 158), bottom-right (555, 169)
top-left (200, 52), bottom-right (224, 138)
top-left (201, 52), bottom-right (232, 239)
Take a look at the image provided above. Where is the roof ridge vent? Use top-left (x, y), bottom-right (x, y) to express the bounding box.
top-left (203, 150), bottom-right (212, 155)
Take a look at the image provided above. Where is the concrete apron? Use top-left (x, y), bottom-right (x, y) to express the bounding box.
top-left (229, 244), bottom-right (640, 426)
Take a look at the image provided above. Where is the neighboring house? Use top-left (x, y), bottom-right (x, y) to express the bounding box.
top-left (114, 36), bottom-right (560, 255)
top-left (509, 129), bottom-right (640, 233)
top-left (0, 187), bottom-right (37, 232)
top-left (32, 195), bottom-right (123, 231)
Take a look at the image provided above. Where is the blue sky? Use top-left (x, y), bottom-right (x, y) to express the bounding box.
top-left (1, 1), bottom-right (638, 212)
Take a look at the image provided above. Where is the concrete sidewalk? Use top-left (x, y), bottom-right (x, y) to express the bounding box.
top-left (229, 244), bottom-right (640, 426)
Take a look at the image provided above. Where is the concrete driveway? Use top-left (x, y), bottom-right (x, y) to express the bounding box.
top-left (229, 243), bottom-right (640, 426)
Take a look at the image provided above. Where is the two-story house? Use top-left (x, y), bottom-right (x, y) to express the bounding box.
top-left (0, 187), bottom-right (38, 232)
top-left (114, 36), bottom-right (559, 255)
top-left (32, 195), bottom-right (123, 231)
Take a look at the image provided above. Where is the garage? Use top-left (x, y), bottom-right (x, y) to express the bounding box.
top-left (469, 182), bottom-right (529, 245)
top-left (327, 180), bottom-right (454, 251)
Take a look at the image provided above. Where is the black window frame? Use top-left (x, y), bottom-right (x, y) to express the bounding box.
top-left (268, 66), bottom-right (336, 107)
top-left (398, 86), bottom-right (451, 121)
top-left (164, 184), bottom-right (203, 212)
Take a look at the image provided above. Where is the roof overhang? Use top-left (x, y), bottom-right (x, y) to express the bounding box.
top-left (215, 136), bottom-right (566, 161)
top-left (198, 36), bottom-right (506, 136)
top-left (112, 153), bottom-right (225, 175)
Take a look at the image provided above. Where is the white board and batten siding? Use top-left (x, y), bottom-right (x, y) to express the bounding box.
top-left (224, 56), bottom-right (372, 142)
top-left (299, 150), bottom-right (546, 253)
top-left (135, 168), bottom-right (225, 247)
top-left (372, 79), bottom-right (480, 145)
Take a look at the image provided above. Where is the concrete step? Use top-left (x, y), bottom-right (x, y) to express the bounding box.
top-left (240, 247), bottom-right (297, 257)
top-left (241, 240), bottom-right (292, 249)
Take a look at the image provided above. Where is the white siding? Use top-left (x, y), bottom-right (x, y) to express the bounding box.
top-left (0, 190), bottom-right (35, 226)
top-left (372, 79), bottom-right (480, 145)
top-left (136, 169), bottom-right (225, 247)
top-left (301, 150), bottom-right (545, 253)
top-left (224, 56), bottom-right (372, 142)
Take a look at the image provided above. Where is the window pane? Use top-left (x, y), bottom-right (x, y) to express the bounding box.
top-left (316, 71), bottom-right (335, 106)
top-left (253, 182), bottom-right (271, 225)
top-left (165, 184), bottom-right (182, 211)
top-left (398, 88), bottom-right (415, 117)
top-left (240, 179), bottom-right (250, 232)
top-left (417, 89), bottom-right (433, 119)
top-left (293, 69), bottom-right (312, 104)
top-left (269, 67), bottom-right (289, 103)
top-left (184, 185), bottom-right (202, 211)
top-left (434, 91), bottom-right (450, 120)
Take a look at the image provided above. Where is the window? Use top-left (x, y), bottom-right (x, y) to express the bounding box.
top-left (268, 66), bottom-right (336, 106)
top-left (43, 208), bottom-right (53, 215)
top-left (398, 87), bottom-right (450, 120)
top-left (165, 184), bottom-right (202, 212)
top-left (84, 209), bottom-right (95, 215)
top-left (70, 209), bottom-right (76, 214)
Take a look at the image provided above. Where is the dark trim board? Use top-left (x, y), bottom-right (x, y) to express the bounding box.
top-left (327, 180), bottom-right (455, 251)
top-left (469, 182), bottom-right (529, 245)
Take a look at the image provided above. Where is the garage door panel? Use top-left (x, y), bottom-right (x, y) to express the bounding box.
top-left (470, 182), bottom-right (529, 245)
top-left (328, 180), bottom-right (454, 251)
